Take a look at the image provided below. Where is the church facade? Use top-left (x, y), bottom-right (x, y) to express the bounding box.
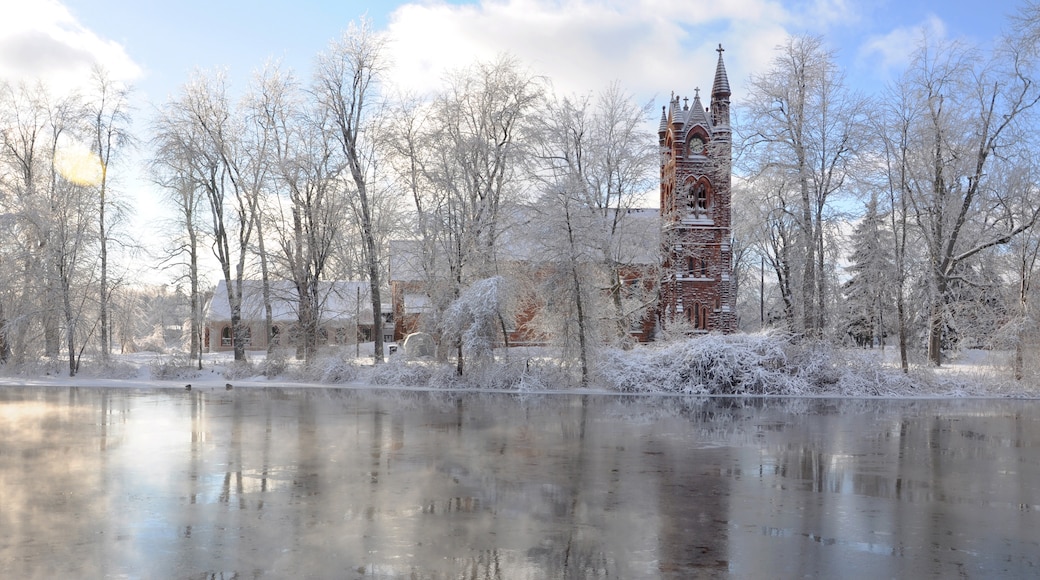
top-left (657, 46), bottom-right (737, 334)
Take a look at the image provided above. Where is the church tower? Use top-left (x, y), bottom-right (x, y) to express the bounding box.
top-left (658, 45), bottom-right (737, 334)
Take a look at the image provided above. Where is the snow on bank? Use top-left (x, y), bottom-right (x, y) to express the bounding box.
top-left (0, 335), bottom-right (1037, 398)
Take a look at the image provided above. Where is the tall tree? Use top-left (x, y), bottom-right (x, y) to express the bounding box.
top-left (314, 18), bottom-right (389, 363)
top-left (154, 71), bottom-right (257, 361)
top-left (741, 34), bottom-right (866, 338)
top-left (841, 194), bottom-right (894, 347)
top-left (898, 34), bottom-right (1040, 365)
top-left (529, 85), bottom-right (656, 383)
top-left (86, 66), bottom-right (132, 361)
top-left (423, 55), bottom-right (541, 375)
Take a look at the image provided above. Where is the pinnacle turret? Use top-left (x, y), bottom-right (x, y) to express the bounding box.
top-left (711, 44), bottom-right (730, 99)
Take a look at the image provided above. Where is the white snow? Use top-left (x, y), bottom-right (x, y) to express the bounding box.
top-left (0, 335), bottom-right (1036, 398)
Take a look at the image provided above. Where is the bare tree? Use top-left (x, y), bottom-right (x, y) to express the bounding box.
top-left (898, 35), bottom-right (1040, 365)
top-left (741, 34), bottom-right (866, 338)
top-left (151, 135), bottom-right (205, 369)
top-left (154, 71), bottom-right (258, 361)
top-left (86, 66), bottom-right (133, 361)
top-left (314, 18), bottom-right (389, 363)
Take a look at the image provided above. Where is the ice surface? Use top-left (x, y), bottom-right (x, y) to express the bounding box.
top-left (1, 389), bottom-right (1038, 578)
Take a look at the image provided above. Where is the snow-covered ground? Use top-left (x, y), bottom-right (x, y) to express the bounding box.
top-left (0, 335), bottom-right (1037, 398)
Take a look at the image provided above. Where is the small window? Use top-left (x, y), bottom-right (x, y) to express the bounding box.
top-left (220, 326), bottom-right (232, 346)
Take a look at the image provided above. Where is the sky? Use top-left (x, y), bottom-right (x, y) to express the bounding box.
top-left (0, 0), bottom-right (1026, 285)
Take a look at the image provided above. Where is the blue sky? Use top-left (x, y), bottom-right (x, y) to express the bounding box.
top-left (3, 0), bottom-right (1024, 107)
top-left (0, 0), bottom-right (1026, 283)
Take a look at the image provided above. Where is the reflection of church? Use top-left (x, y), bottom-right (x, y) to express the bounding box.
top-left (657, 45), bottom-right (737, 333)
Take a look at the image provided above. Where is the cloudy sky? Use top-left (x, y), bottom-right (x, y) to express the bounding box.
top-left (2, 0), bottom-right (1021, 105)
top-left (0, 0), bottom-right (1024, 282)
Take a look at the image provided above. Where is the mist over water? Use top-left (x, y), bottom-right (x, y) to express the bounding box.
top-left (1, 387), bottom-right (1038, 578)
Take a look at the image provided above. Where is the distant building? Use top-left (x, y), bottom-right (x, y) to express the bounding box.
top-left (390, 46), bottom-right (737, 342)
top-left (389, 206), bottom-right (660, 344)
top-left (203, 280), bottom-right (393, 353)
top-left (657, 45), bottom-right (737, 333)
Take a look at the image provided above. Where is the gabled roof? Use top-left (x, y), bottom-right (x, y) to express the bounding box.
top-left (389, 206), bottom-right (660, 284)
top-left (205, 279), bottom-right (387, 324)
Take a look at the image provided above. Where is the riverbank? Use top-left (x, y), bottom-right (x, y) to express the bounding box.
top-left (0, 336), bottom-right (1037, 398)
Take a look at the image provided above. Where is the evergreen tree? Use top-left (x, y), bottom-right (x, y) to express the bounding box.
top-left (841, 195), bottom-right (894, 347)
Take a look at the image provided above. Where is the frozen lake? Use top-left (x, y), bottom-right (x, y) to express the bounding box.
top-left (2, 387), bottom-right (1038, 578)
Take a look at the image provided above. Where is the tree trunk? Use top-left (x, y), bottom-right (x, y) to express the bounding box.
top-left (99, 180), bottom-right (109, 360)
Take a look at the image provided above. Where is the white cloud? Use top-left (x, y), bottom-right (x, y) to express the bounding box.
top-left (382, 0), bottom-right (792, 105)
top-left (857, 14), bottom-right (947, 79)
top-left (0, 0), bottom-right (141, 94)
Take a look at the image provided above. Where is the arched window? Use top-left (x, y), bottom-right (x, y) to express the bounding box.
top-left (696, 185), bottom-right (708, 211)
top-left (220, 326), bottom-right (232, 346)
top-left (700, 259), bottom-right (708, 278)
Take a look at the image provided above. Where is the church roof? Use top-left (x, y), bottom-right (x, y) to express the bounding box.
top-left (685, 89), bottom-right (710, 131)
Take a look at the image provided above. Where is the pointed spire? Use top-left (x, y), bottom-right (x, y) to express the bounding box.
top-left (659, 105), bottom-right (668, 133)
top-left (688, 88), bottom-right (709, 128)
top-left (712, 43), bottom-right (730, 99)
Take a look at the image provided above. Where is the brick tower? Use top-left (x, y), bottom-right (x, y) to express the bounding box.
top-left (658, 45), bottom-right (737, 334)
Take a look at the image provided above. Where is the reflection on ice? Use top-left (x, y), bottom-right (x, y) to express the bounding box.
top-left (0, 388), bottom-right (1038, 578)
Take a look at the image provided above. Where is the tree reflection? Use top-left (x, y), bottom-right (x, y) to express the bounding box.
top-left (1, 389), bottom-right (1038, 578)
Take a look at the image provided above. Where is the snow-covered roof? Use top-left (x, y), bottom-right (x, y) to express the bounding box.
top-left (205, 280), bottom-right (388, 324)
top-left (389, 205), bottom-right (660, 283)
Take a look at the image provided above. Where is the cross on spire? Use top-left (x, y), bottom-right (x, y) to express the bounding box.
top-left (717, 43), bottom-right (724, 54)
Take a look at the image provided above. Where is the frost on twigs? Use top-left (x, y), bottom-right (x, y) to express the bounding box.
top-left (599, 333), bottom-right (932, 396)
top-left (440, 276), bottom-right (516, 373)
top-left (601, 332), bottom-right (793, 394)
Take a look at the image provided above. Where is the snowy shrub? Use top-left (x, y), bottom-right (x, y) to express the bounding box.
top-left (370, 359), bottom-right (438, 387)
top-left (260, 352), bottom-right (290, 379)
top-left (149, 354), bottom-right (200, 380)
top-left (223, 360), bottom-right (259, 380)
top-left (317, 357), bottom-right (359, 384)
top-left (601, 332), bottom-right (796, 395)
top-left (137, 324), bottom-right (169, 354)
top-left (76, 358), bottom-right (141, 380)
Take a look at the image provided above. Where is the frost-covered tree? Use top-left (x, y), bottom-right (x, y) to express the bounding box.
top-left (314, 18), bottom-right (390, 364)
top-left (86, 67), bottom-right (133, 360)
top-left (254, 62), bottom-right (360, 361)
top-left (897, 33), bottom-right (1040, 366)
top-left (841, 194), bottom-right (894, 347)
top-left (740, 34), bottom-right (867, 338)
top-left (153, 71), bottom-right (260, 362)
top-left (441, 276), bottom-right (515, 374)
top-left (404, 55), bottom-right (541, 375)
top-left (526, 85), bottom-right (656, 384)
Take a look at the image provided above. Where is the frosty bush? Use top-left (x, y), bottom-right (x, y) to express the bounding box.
top-left (223, 360), bottom-right (259, 380)
top-left (601, 332), bottom-right (795, 394)
top-left (600, 333), bottom-right (936, 396)
top-left (371, 358), bottom-right (438, 387)
top-left (149, 354), bottom-right (200, 380)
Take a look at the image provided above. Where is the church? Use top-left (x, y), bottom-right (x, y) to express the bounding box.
top-left (389, 46), bottom-right (737, 343)
top-left (656, 45), bottom-right (737, 334)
